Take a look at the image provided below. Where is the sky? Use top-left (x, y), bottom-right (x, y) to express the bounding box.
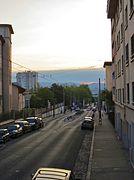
top-left (0, 0), bottom-right (111, 71)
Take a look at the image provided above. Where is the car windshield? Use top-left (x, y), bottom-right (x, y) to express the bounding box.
top-left (8, 126), bottom-right (17, 130)
top-left (0, 132), bottom-right (4, 136)
top-left (15, 122), bottom-right (23, 126)
top-left (26, 119), bottom-right (35, 123)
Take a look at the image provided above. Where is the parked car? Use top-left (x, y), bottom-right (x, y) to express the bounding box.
top-left (15, 120), bottom-right (32, 133)
top-left (25, 117), bottom-right (40, 130)
top-left (0, 129), bottom-right (10, 143)
top-left (7, 124), bottom-right (23, 138)
top-left (84, 116), bottom-right (93, 120)
top-left (81, 118), bottom-right (94, 130)
top-left (37, 117), bottom-right (44, 128)
top-left (75, 108), bottom-right (84, 115)
top-left (32, 168), bottom-right (76, 180)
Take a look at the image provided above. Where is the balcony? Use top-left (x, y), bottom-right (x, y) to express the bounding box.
top-left (107, 0), bottom-right (118, 18)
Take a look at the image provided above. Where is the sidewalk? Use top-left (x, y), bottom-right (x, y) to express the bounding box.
top-left (0, 119), bottom-right (14, 127)
top-left (89, 112), bottom-right (134, 180)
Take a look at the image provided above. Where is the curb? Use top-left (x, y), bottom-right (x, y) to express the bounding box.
top-left (86, 123), bottom-right (96, 180)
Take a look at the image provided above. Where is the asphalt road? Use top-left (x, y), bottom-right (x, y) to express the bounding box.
top-left (0, 111), bottom-right (92, 180)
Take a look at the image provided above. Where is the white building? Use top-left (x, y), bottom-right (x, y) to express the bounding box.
top-left (107, 0), bottom-right (134, 165)
top-left (16, 71), bottom-right (38, 90)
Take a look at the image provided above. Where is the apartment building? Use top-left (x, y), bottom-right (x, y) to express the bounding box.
top-left (103, 61), bottom-right (112, 91)
top-left (0, 24), bottom-right (14, 114)
top-left (16, 71), bottom-right (38, 91)
top-left (107, 0), bottom-right (134, 165)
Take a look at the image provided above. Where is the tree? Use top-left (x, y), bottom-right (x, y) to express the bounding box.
top-left (101, 89), bottom-right (114, 112)
top-left (50, 83), bottom-right (63, 104)
top-left (64, 85), bottom-right (93, 108)
top-left (30, 87), bottom-right (54, 108)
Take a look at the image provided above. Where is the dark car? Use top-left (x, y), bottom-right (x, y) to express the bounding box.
top-left (0, 129), bottom-right (10, 143)
top-left (25, 117), bottom-right (40, 130)
top-left (8, 124), bottom-right (23, 138)
top-left (32, 168), bottom-right (76, 180)
top-left (15, 120), bottom-right (32, 133)
top-left (81, 117), bottom-right (94, 130)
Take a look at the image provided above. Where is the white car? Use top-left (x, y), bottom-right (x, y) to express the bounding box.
top-left (32, 168), bottom-right (77, 180)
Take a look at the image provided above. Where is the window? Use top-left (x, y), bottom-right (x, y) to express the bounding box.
top-left (115, 64), bottom-right (117, 78)
top-left (125, 44), bottom-right (129, 63)
top-left (121, 23), bottom-right (123, 42)
top-left (131, 34), bottom-right (134, 59)
top-left (112, 87), bottom-right (115, 95)
top-left (117, 59), bottom-right (121, 76)
top-left (125, 5), bottom-right (128, 28)
top-left (112, 72), bottom-right (115, 79)
top-left (119, 0), bottom-right (123, 11)
top-left (117, 31), bottom-right (120, 49)
top-left (132, 82), bottom-right (134, 104)
top-left (121, 55), bottom-right (124, 74)
top-left (127, 83), bottom-right (130, 103)
top-left (130, 0), bottom-right (133, 11)
top-left (122, 88), bottom-right (124, 103)
top-left (115, 89), bottom-right (117, 102)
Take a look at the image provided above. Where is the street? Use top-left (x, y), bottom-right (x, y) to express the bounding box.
top-left (0, 111), bottom-right (93, 180)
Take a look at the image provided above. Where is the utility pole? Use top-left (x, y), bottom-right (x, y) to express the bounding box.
top-left (98, 78), bottom-right (102, 120)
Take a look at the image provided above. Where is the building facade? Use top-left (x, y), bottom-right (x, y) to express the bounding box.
top-left (16, 71), bottom-right (38, 91)
top-left (103, 61), bottom-right (112, 91)
top-left (0, 24), bottom-right (14, 114)
top-left (0, 35), bottom-right (5, 114)
top-left (107, 0), bottom-right (134, 165)
top-left (12, 83), bottom-right (25, 111)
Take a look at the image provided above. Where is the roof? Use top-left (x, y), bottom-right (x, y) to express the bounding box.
top-left (0, 24), bottom-right (14, 34)
top-left (0, 35), bottom-right (5, 44)
top-left (103, 61), bottom-right (112, 68)
top-left (12, 83), bottom-right (26, 93)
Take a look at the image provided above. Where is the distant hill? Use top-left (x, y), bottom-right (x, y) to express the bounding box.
top-left (12, 68), bottom-right (105, 95)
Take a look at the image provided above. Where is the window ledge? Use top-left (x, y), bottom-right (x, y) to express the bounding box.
top-left (125, 24), bottom-right (128, 31)
top-left (131, 54), bottom-right (134, 62)
top-left (129, 7), bottom-right (134, 20)
top-left (126, 61), bottom-right (129, 66)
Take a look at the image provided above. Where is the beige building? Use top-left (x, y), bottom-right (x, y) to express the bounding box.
top-left (103, 61), bottom-right (112, 91)
top-left (0, 24), bottom-right (14, 114)
top-left (12, 83), bottom-right (25, 111)
top-left (0, 35), bottom-right (5, 114)
top-left (107, 0), bottom-right (134, 165)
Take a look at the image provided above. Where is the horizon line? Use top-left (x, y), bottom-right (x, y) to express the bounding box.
top-left (12, 66), bottom-right (104, 73)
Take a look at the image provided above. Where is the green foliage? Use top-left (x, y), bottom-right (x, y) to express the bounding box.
top-left (101, 89), bottom-right (114, 110)
top-left (64, 84), bottom-right (93, 107)
top-left (50, 83), bottom-right (63, 104)
top-left (30, 84), bottom-right (93, 108)
top-left (30, 87), bottom-right (54, 108)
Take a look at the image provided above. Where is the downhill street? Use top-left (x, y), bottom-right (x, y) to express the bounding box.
top-left (0, 111), bottom-right (93, 180)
